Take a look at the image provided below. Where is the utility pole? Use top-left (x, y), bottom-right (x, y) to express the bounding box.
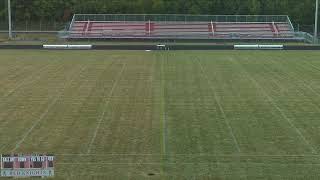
top-left (8, 0), bottom-right (12, 39)
top-left (315, 0), bottom-right (319, 43)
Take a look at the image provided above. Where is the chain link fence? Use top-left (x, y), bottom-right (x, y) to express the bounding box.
top-left (0, 14), bottom-right (318, 43)
top-left (294, 24), bottom-right (314, 34)
top-left (73, 14), bottom-right (290, 23)
top-left (0, 20), bottom-right (68, 42)
top-left (0, 20), bottom-right (68, 32)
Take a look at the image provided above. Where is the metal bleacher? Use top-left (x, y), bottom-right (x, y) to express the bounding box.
top-left (66, 14), bottom-right (301, 41)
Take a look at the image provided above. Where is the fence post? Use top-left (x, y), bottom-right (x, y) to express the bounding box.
top-left (8, 0), bottom-right (12, 39)
top-left (314, 0), bottom-right (319, 43)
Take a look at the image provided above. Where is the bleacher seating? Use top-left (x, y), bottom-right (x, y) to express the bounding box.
top-left (68, 20), bottom-right (295, 40)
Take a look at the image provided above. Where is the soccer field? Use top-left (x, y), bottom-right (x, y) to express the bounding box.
top-left (1, 50), bottom-right (320, 179)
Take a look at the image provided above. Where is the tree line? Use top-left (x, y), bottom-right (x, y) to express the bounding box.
top-left (0, 0), bottom-right (318, 26)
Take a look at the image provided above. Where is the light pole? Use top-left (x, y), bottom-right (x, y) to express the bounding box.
top-left (8, 0), bottom-right (12, 39)
top-left (315, 0), bottom-right (319, 43)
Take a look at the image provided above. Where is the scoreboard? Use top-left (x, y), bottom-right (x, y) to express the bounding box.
top-left (0, 154), bottom-right (54, 177)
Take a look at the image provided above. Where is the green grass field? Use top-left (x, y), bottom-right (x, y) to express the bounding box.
top-left (1, 50), bottom-right (320, 179)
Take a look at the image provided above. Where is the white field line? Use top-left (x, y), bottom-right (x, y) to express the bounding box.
top-left (56, 153), bottom-right (320, 157)
top-left (161, 54), bottom-right (168, 156)
top-left (195, 58), bottom-right (241, 153)
top-left (11, 65), bottom-right (88, 152)
top-left (56, 162), bottom-right (320, 165)
top-left (230, 57), bottom-right (317, 154)
top-left (76, 99), bottom-right (218, 107)
top-left (86, 63), bottom-right (127, 154)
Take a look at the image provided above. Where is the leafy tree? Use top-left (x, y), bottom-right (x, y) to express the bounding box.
top-left (0, 0), bottom-right (318, 29)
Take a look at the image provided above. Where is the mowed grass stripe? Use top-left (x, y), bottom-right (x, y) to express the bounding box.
top-left (0, 62), bottom-right (81, 151)
top-left (0, 63), bottom-right (53, 100)
top-left (196, 52), bottom-right (312, 154)
top-left (164, 53), bottom-right (237, 156)
top-left (266, 61), bottom-right (320, 114)
top-left (0, 50), bottom-right (79, 97)
top-left (121, 59), bottom-right (156, 179)
top-left (79, 54), bottom-right (161, 177)
top-left (269, 56), bottom-right (320, 100)
top-left (229, 55), bottom-right (317, 154)
top-left (0, 62), bottom-right (59, 123)
top-left (258, 53), bottom-right (320, 110)
top-left (159, 52), bottom-right (169, 177)
top-left (12, 64), bottom-right (88, 152)
top-left (0, 57), bottom-right (23, 77)
top-left (195, 57), bottom-right (241, 153)
top-left (0, 60), bottom-right (49, 96)
top-left (95, 60), bottom-right (157, 148)
top-left (0, 55), bottom-right (47, 82)
top-left (245, 52), bottom-right (320, 152)
top-left (0, 61), bottom-right (58, 106)
top-left (266, 54), bottom-right (320, 111)
top-left (305, 60), bottom-right (320, 72)
top-left (86, 53), bottom-right (159, 155)
top-left (275, 55), bottom-right (320, 95)
top-left (86, 62), bottom-right (127, 154)
top-left (1, 50), bottom-right (320, 179)
top-left (17, 59), bottom-right (119, 154)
